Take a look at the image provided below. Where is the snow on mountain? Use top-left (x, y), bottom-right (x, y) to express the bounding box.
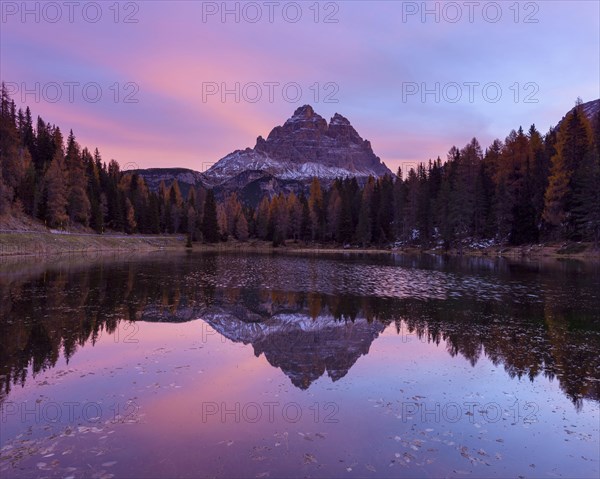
top-left (202, 105), bottom-right (392, 187)
top-left (204, 312), bottom-right (353, 344)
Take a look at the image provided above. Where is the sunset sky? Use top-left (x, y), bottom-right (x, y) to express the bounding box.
top-left (2, 0), bottom-right (599, 173)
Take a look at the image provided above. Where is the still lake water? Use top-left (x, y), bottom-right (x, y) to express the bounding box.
top-left (1, 251), bottom-right (599, 478)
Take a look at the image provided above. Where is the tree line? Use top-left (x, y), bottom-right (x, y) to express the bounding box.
top-left (1, 84), bottom-right (599, 247)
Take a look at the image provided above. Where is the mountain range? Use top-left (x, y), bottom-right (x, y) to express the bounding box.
top-left (130, 99), bottom-right (600, 204)
top-left (130, 105), bottom-right (392, 203)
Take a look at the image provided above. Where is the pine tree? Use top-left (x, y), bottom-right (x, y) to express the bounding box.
top-left (337, 183), bottom-right (354, 244)
top-left (402, 168), bottom-right (419, 242)
top-left (326, 185), bottom-right (342, 241)
top-left (450, 139), bottom-right (482, 244)
top-left (308, 177), bottom-right (324, 241)
top-left (286, 191), bottom-right (302, 241)
top-left (572, 149), bottom-right (600, 244)
top-left (436, 174), bottom-right (453, 249)
top-left (268, 194), bottom-right (288, 245)
top-left (377, 174), bottom-right (395, 243)
top-left (43, 130), bottom-right (69, 228)
top-left (202, 189), bottom-right (219, 243)
top-left (510, 154), bottom-right (538, 244)
top-left (65, 130), bottom-right (91, 225)
top-left (85, 148), bottom-right (103, 232)
top-left (19, 160), bottom-right (36, 216)
top-left (255, 196), bottom-right (270, 240)
top-left (0, 162), bottom-right (11, 216)
top-left (182, 187), bottom-right (197, 237)
top-left (299, 192), bottom-right (311, 241)
top-left (427, 158), bottom-right (443, 239)
top-left (147, 193), bottom-right (161, 234)
top-left (392, 170), bottom-right (406, 241)
top-left (543, 101), bottom-right (593, 237)
top-left (33, 117), bottom-right (55, 173)
top-left (356, 177), bottom-right (375, 246)
top-left (0, 84), bottom-right (24, 205)
top-left (168, 180), bottom-right (183, 233)
top-left (528, 124), bottom-right (549, 227)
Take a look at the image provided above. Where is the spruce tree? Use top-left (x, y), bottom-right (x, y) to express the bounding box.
top-left (43, 130), bottom-right (69, 228)
top-left (202, 189), bottom-right (220, 243)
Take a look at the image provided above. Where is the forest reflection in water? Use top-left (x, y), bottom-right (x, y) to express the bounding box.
top-left (1, 251), bottom-right (599, 409)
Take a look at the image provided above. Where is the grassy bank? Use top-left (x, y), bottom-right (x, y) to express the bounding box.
top-left (188, 239), bottom-right (600, 259)
top-left (417, 242), bottom-right (600, 259)
top-left (0, 232), bottom-right (185, 258)
top-left (1, 232), bottom-right (598, 261)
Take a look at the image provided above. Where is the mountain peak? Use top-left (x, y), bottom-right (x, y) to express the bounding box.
top-left (283, 104), bottom-right (325, 127)
top-left (204, 105), bottom-right (392, 190)
top-left (330, 113), bottom-right (351, 126)
top-left (294, 104), bottom-right (315, 117)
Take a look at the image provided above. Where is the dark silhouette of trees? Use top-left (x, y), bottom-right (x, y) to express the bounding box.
top-left (1, 86), bottom-right (598, 247)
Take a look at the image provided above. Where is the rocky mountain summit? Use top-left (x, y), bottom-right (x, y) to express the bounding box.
top-left (129, 99), bottom-right (599, 205)
top-left (556, 98), bottom-right (600, 130)
top-left (203, 105), bottom-right (392, 186)
top-left (129, 105), bottom-right (392, 204)
top-left (140, 300), bottom-right (386, 390)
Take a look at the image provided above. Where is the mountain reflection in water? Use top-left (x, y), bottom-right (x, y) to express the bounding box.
top-left (1, 252), bottom-right (599, 408)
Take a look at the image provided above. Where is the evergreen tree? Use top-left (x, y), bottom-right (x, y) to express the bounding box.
top-left (357, 176), bottom-right (375, 245)
top-left (43, 130), bottom-right (68, 228)
top-left (377, 174), bottom-right (395, 243)
top-left (65, 130), bottom-right (91, 225)
top-left (202, 189), bottom-right (219, 243)
top-left (299, 191), bottom-right (311, 241)
top-left (308, 177), bottom-right (324, 240)
top-left (543, 101), bottom-right (593, 237)
top-left (392, 169), bottom-right (406, 241)
top-left (326, 185), bottom-right (342, 241)
top-left (0, 161), bottom-right (11, 216)
top-left (286, 191), bottom-right (303, 241)
top-left (255, 196), bottom-right (270, 240)
top-left (337, 183), bottom-right (354, 244)
top-left (572, 149), bottom-right (600, 244)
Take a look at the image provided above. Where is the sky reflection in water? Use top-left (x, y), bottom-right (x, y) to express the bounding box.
top-left (1, 252), bottom-right (599, 478)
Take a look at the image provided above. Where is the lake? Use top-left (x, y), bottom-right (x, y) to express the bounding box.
top-left (1, 251), bottom-right (599, 478)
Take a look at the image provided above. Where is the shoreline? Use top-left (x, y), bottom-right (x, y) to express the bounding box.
top-left (0, 231), bottom-right (185, 259)
top-left (1, 232), bottom-right (598, 261)
top-left (164, 239), bottom-right (600, 260)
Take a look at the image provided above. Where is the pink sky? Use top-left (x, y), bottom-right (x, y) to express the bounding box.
top-left (1, 1), bottom-right (598, 173)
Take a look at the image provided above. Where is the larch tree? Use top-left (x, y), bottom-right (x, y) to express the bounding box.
top-left (224, 192), bottom-right (242, 237)
top-left (125, 198), bottom-right (137, 233)
top-left (235, 213), bottom-right (249, 241)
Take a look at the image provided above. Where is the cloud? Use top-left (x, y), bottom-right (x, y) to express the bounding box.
top-left (1, 0), bottom-right (598, 171)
